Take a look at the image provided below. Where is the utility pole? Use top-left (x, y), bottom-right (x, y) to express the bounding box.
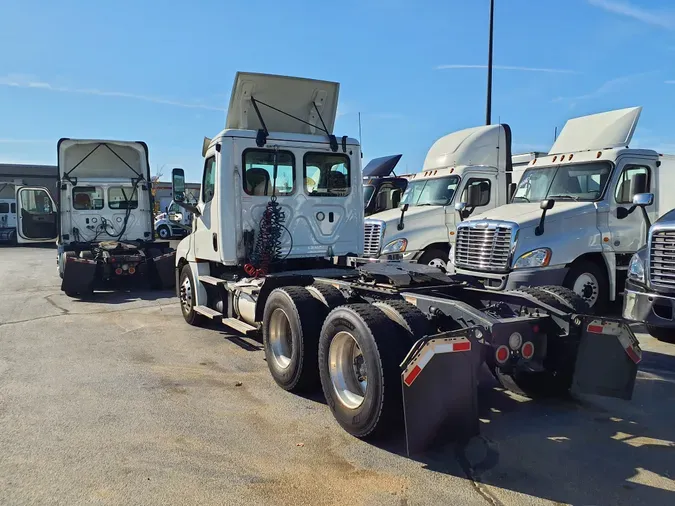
top-left (486, 0), bottom-right (495, 125)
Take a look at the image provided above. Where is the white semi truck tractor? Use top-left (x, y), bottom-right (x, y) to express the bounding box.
top-left (170, 72), bottom-right (643, 454)
top-left (450, 107), bottom-right (675, 313)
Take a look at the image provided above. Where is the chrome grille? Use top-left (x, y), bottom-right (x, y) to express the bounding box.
top-left (650, 229), bottom-right (675, 289)
top-left (363, 220), bottom-right (384, 257)
top-left (455, 222), bottom-right (514, 272)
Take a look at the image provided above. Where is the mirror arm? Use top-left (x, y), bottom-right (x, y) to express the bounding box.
top-left (640, 206), bottom-right (651, 231)
top-left (175, 201), bottom-right (201, 217)
top-left (535, 209), bottom-right (548, 236)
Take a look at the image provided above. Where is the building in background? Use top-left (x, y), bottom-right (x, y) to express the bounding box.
top-left (0, 164), bottom-right (59, 203)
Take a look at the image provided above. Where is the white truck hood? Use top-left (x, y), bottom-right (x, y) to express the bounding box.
top-left (58, 139), bottom-right (150, 180)
top-left (466, 201), bottom-right (596, 229)
top-left (369, 205), bottom-right (445, 227)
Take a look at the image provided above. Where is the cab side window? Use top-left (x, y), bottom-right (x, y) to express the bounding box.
top-left (615, 165), bottom-right (650, 204)
top-left (461, 178), bottom-right (491, 207)
top-left (202, 156), bottom-right (216, 203)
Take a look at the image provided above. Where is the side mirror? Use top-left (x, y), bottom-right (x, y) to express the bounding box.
top-left (630, 173), bottom-right (648, 199)
top-left (454, 202), bottom-right (467, 212)
top-left (399, 202), bottom-right (409, 212)
top-left (375, 191), bottom-right (388, 211)
top-left (397, 203), bottom-right (409, 231)
top-left (172, 168), bottom-right (186, 203)
top-left (540, 199), bottom-right (555, 211)
top-left (466, 184), bottom-right (482, 208)
top-left (633, 192), bottom-right (654, 207)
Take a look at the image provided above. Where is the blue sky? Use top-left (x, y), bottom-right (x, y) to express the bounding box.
top-left (1, 0), bottom-right (675, 182)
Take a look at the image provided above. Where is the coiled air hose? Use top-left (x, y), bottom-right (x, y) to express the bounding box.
top-left (244, 196), bottom-right (285, 277)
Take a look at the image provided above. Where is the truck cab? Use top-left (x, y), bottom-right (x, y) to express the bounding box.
top-left (361, 124), bottom-right (514, 269)
top-left (362, 154), bottom-right (408, 216)
top-left (451, 107), bottom-right (675, 312)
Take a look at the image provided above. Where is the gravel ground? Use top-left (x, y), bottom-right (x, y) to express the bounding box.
top-left (1, 245), bottom-right (673, 506)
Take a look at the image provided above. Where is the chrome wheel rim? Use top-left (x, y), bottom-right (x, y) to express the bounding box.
top-left (573, 273), bottom-right (599, 307)
top-left (159, 227), bottom-right (169, 239)
top-left (428, 258), bottom-right (447, 270)
top-left (268, 308), bottom-right (293, 369)
top-left (180, 275), bottom-right (192, 313)
top-left (328, 331), bottom-right (367, 409)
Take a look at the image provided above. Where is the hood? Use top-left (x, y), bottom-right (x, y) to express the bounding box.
top-left (466, 201), bottom-right (596, 228)
top-left (363, 154), bottom-right (403, 177)
top-left (369, 205), bottom-right (445, 226)
top-left (58, 139), bottom-right (150, 181)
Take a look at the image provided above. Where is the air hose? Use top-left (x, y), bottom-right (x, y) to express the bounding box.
top-left (244, 196), bottom-right (285, 277)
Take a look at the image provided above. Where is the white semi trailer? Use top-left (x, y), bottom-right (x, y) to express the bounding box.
top-left (170, 72), bottom-right (643, 454)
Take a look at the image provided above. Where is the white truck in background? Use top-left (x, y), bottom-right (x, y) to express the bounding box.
top-left (0, 192), bottom-right (17, 242)
top-left (450, 107), bottom-right (675, 312)
top-left (361, 125), bottom-right (527, 269)
top-left (154, 199), bottom-right (195, 239)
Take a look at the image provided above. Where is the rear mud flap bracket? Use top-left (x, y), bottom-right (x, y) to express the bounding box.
top-left (401, 327), bottom-right (483, 456)
top-left (571, 317), bottom-right (641, 400)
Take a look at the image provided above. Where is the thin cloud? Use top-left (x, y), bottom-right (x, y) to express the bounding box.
top-left (553, 71), bottom-right (655, 102)
top-left (0, 139), bottom-right (53, 144)
top-left (666, 80), bottom-right (675, 84)
top-left (0, 74), bottom-right (225, 112)
top-left (435, 64), bottom-right (578, 74)
top-left (587, 0), bottom-right (675, 30)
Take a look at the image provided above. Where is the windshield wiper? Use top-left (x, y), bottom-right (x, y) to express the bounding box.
top-left (548, 194), bottom-right (580, 201)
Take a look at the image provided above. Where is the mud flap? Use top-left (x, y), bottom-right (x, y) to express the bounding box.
top-left (150, 250), bottom-right (176, 289)
top-left (571, 317), bottom-right (641, 400)
top-left (400, 327), bottom-right (482, 456)
top-left (61, 257), bottom-right (97, 294)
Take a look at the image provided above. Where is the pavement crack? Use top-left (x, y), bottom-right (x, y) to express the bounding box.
top-left (44, 295), bottom-right (70, 314)
top-left (455, 437), bottom-right (504, 506)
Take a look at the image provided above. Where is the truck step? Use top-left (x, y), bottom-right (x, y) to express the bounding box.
top-left (222, 317), bottom-right (257, 334)
top-left (199, 275), bottom-right (225, 286)
top-left (193, 305), bottom-right (222, 319)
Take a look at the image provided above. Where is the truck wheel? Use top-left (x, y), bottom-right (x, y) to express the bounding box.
top-left (563, 260), bottom-right (608, 313)
top-left (157, 225), bottom-right (171, 240)
top-left (318, 304), bottom-right (410, 439)
top-left (307, 283), bottom-right (345, 309)
top-left (418, 248), bottom-right (449, 271)
top-left (179, 265), bottom-right (206, 327)
top-left (646, 325), bottom-right (675, 343)
top-left (372, 299), bottom-right (430, 342)
top-left (59, 251), bottom-right (76, 279)
top-left (262, 287), bottom-right (326, 392)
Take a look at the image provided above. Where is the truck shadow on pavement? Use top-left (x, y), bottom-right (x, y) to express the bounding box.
top-left (384, 352), bottom-right (675, 506)
top-left (69, 289), bottom-right (175, 304)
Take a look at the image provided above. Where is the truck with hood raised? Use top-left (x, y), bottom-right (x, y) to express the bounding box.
top-left (13, 139), bottom-right (176, 295)
top-left (362, 154), bottom-right (408, 216)
top-left (450, 107), bottom-right (675, 313)
top-left (360, 124), bottom-right (519, 269)
top-left (170, 71), bottom-right (643, 454)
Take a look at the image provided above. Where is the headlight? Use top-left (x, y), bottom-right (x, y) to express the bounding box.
top-left (627, 253), bottom-right (645, 283)
top-left (513, 248), bottom-right (552, 269)
top-left (381, 238), bottom-right (408, 254)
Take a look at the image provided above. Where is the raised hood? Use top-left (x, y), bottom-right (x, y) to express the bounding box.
top-left (423, 124), bottom-right (512, 172)
top-left (363, 154), bottom-right (403, 177)
top-left (225, 72), bottom-right (340, 135)
top-left (549, 107), bottom-right (642, 155)
top-left (58, 139), bottom-right (150, 180)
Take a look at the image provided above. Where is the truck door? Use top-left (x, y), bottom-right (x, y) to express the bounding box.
top-left (607, 160), bottom-right (656, 253)
top-left (193, 154), bottom-right (220, 261)
top-left (15, 186), bottom-right (58, 244)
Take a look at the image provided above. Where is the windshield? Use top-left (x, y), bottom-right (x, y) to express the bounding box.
top-left (400, 176), bottom-right (459, 207)
top-left (363, 185), bottom-right (375, 205)
top-left (513, 162), bottom-right (612, 202)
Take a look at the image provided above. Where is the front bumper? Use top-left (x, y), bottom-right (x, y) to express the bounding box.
top-left (623, 281), bottom-right (675, 329)
top-left (450, 265), bottom-right (569, 291)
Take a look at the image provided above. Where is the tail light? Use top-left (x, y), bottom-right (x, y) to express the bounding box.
top-left (128, 266), bottom-right (136, 274)
top-left (495, 345), bottom-right (510, 364)
top-left (115, 268), bottom-right (123, 275)
top-left (521, 342), bottom-right (535, 360)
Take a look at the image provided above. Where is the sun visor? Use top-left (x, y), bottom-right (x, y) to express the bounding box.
top-left (225, 72), bottom-right (340, 135)
top-left (549, 107), bottom-right (642, 155)
top-left (58, 140), bottom-right (149, 180)
top-left (423, 124), bottom-right (512, 172)
top-left (363, 154), bottom-right (403, 177)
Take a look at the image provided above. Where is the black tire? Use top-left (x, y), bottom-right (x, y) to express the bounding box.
top-left (59, 251), bottom-right (76, 280)
top-left (179, 264), bottom-right (206, 327)
top-left (306, 283), bottom-right (346, 309)
top-left (372, 299), bottom-right (430, 342)
top-left (262, 287), bottom-right (326, 392)
top-left (318, 304), bottom-right (410, 439)
top-left (417, 247), bottom-right (449, 271)
top-left (157, 225), bottom-right (171, 240)
top-left (563, 260), bottom-right (609, 314)
top-left (647, 325), bottom-right (675, 343)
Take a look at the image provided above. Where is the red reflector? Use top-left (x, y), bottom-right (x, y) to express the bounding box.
top-left (532, 324), bottom-right (540, 333)
top-left (404, 365), bottom-right (422, 386)
top-left (115, 268), bottom-right (123, 275)
top-left (454, 341), bottom-right (471, 352)
top-left (521, 342), bottom-right (535, 360)
top-left (495, 345), bottom-right (509, 364)
top-left (587, 324), bottom-right (605, 334)
top-left (111, 258), bottom-right (116, 263)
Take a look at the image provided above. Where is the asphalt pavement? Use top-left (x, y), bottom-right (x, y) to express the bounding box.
top-left (1, 245), bottom-right (673, 506)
